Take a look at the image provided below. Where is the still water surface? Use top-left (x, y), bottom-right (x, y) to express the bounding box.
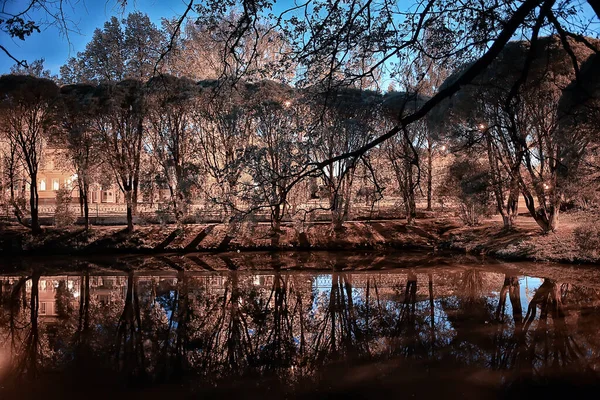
top-left (1, 252), bottom-right (600, 399)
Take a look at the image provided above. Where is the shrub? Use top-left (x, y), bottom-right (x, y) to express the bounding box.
top-left (439, 157), bottom-right (493, 226)
top-left (574, 222), bottom-right (600, 258)
top-left (155, 207), bottom-right (173, 226)
top-left (54, 187), bottom-right (76, 228)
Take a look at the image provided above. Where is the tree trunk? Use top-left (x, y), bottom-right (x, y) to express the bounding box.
top-left (125, 187), bottom-right (134, 233)
top-left (271, 203), bottom-right (282, 248)
top-left (78, 186), bottom-right (84, 218)
top-left (28, 273), bottom-right (40, 378)
top-left (331, 192), bottom-right (345, 231)
top-left (9, 176), bottom-right (15, 205)
top-left (426, 136), bottom-right (433, 211)
top-left (83, 183), bottom-right (89, 231)
top-left (404, 182), bottom-right (417, 225)
top-left (521, 190), bottom-right (559, 233)
top-left (169, 185), bottom-right (179, 223)
top-left (502, 180), bottom-right (520, 230)
top-left (132, 177), bottom-right (139, 214)
top-left (29, 174), bottom-right (40, 234)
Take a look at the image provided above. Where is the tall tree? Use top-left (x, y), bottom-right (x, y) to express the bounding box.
top-left (60, 12), bottom-right (165, 84)
top-left (189, 0), bottom-right (599, 188)
top-left (145, 75), bottom-right (200, 222)
top-left (58, 83), bottom-right (99, 230)
top-left (383, 92), bottom-right (430, 224)
top-left (244, 80), bottom-right (306, 243)
top-left (0, 75), bottom-right (59, 233)
top-left (308, 87), bottom-right (380, 231)
top-left (92, 79), bottom-right (145, 232)
top-left (194, 80), bottom-right (254, 226)
top-left (437, 36), bottom-right (598, 232)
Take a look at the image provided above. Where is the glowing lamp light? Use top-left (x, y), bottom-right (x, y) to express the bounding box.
top-left (478, 123), bottom-right (486, 130)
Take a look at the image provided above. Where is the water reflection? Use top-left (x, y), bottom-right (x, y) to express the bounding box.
top-left (1, 255), bottom-right (600, 397)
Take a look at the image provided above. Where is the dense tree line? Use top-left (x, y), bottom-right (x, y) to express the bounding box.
top-left (0, 70), bottom-right (430, 234)
top-left (1, 5), bottom-right (599, 235)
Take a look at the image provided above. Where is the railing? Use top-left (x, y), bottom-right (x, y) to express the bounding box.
top-left (1, 198), bottom-right (459, 225)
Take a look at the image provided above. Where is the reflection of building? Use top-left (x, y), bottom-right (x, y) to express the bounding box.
top-left (33, 276), bottom-right (80, 318)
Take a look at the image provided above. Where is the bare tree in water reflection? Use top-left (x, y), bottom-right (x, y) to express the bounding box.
top-left (115, 271), bottom-right (146, 379)
top-left (0, 272), bottom-right (44, 380)
top-left (1, 266), bottom-right (600, 394)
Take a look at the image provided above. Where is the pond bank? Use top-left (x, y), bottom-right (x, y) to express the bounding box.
top-left (0, 214), bottom-right (597, 264)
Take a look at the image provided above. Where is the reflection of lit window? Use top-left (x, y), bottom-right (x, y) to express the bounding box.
top-left (40, 179), bottom-right (46, 191)
top-left (52, 179), bottom-right (59, 191)
top-left (40, 302), bottom-right (47, 315)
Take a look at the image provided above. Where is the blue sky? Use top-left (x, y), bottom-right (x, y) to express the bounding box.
top-left (0, 0), bottom-right (193, 74)
top-left (2, 0), bottom-right (598, 77)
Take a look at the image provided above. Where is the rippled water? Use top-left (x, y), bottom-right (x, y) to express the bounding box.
top-left (1, 252), bottom-right (599, 399)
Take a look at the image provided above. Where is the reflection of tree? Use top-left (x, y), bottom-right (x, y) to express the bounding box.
top-left (186, 272), bottom-right (255, 378)
top-left (525, 279), bottom-right (585, 370)
top-left (428, 273), bottom-right (436, 351)
top-left (256, 272), bottom-right (299, 374)
top-left (388, 272), bottom-right (428, 358)
top-left (441, 269), bottom-right (495, 364)
top-left (495, 276), bottom-right (522, 324)
top-left (74, 273), bottom-right (91, 364)
top-left (115, 271), bottom-right (146, 379)
top-left (155, 270), bottom-right (190, 380)
top-left (10, 272), bottom-right (41, 378)
top-left (311, 273), bottom-right (369, 367)
top-left (491, 275), bottom-right (523, 371)
top-left (55, 280), bottom-right (75, 319)
top-left (2, 268), bottom-right (600, 392)
top-left (0, 277), bottom-right (28, 357)
top-left (496, 278), bottom-right (597, 390)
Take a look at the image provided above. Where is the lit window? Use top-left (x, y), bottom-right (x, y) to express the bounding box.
top-left (52, 179), bottom-right (59, 191)
top-left (40, 179), bottom-right (46, 191)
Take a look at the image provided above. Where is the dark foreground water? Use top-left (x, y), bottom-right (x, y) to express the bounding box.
top-left (1, 252), bottom-right (600, 399)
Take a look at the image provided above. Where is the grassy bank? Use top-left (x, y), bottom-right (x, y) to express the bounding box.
top-left (0, 212), bottom-right (598, 264)
top-left (441, 212), bottom-right (600, 264)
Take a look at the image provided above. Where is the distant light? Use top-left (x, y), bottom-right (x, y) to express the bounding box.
top-left (440, 145), bottom-right (446, 151)
top-left (543, 183), bottom-right (550, 190)
top-left (478, 124), bottom-right (486, 130)
top-left (284, 100), bottom-right (292, 107)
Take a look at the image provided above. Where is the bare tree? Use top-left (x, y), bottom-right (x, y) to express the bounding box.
top-left (194, 80), bottom-right (254, 227)
top-left (145, 75), bottom-right (200, 222)
top-left (58, 83), bottom-right (98, 230)
top-left (307, 87), bottom-right (380, 231)
top-left (244, 81), bottom-right (306, 243)
top-left (0, 75), bottom-right (59, 233)
top-left (92, 79), bottom-right (145, 232)
top-left (383, 92), bottom-right (430, 224)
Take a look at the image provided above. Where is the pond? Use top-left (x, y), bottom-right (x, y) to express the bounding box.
top-left (1, 251), bottom-right (600, 399)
